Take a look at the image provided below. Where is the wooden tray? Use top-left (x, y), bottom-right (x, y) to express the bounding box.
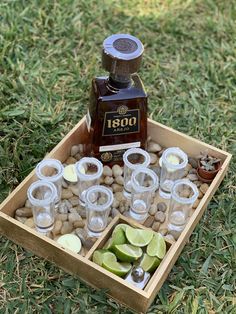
top-left (0, 117), bottom-right (231, 313)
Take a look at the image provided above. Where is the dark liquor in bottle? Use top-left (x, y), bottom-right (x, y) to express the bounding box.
top-left (86, 34), bottom-right (148, 165)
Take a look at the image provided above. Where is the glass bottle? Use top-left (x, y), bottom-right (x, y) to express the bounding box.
top-left (86, 34), bottom-right (148, 166)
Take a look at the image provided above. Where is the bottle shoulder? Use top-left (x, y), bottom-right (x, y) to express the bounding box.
top-left (92, 74), bottom-right (147, 101)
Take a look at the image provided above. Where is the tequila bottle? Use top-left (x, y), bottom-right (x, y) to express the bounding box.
top-left (86, 34), bottom-right (148, 165)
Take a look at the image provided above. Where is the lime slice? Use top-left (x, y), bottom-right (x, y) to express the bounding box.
top-left (125, 226), bottom-right (153, 247)
top-left (140, 253), bottom-right (160, 272)
top-left (147, 233), bottom-right (166, 259)
top-left (167, 154), bottom-right (180, 165)
top-left (102, 252), bottom-right (131, 277)
top-left (63, 164), bottom-right (78, 183)
top-left (166, 154), bottom-right (180, 172)
top-left (92, 249), bottom-right (109, 266)
top-left (114, 244), bottom-right (142, 262)
top-left (57, 234), bottom-right (81, 253)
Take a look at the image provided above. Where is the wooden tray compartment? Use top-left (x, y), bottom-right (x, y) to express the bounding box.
top-left (0, 117), bottom-right (231, 313)
top-left (85, 214), bottom-right (174, 260)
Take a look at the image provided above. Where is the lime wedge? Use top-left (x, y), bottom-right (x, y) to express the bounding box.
top-left (102, 252), bottom-right (131, 277)
top-left (103, 238), bottom-right (113, 250)
top-left (125, 226), bottom-right (153, 247)
top-left (140, 253), bottom-right (160, 272)
top-left (147, 233), bottom-right (166, 259)
top-left (104, 228), bottom-right (126, 251)
top-left (113, 223), bottom-right (128, 234)
top-left (111, 228), bottom-right (126, 245)
top-left (114, 244), bottom-right (142, 262)
top-left (92, 249), bottom-right (109, 266)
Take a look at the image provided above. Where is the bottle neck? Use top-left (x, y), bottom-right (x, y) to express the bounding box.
top-left (108, 73), bottom-right (131, 89)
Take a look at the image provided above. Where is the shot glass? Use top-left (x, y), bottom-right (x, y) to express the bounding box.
top-left (75, 157), bottom-right (103, 207)
top-left (35, 159), bottom-right (64, 207)
top-left (167, 179), bottom-right (199, 238)
top-left (159, 147), bottom-right (188, 199)
top-left (85, 185), bottom-right (113, 237)
top-left (129, 167), bottom-right (159, 221)
top-left (27, 180), bottom-right (57, 233)
top-left (123, 148), bottom-right (151, 199)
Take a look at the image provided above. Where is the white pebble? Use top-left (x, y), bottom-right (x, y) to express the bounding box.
top-left (112, 165), bottom-right (123, 177)
top-left (149, 153), bottom-right (158, 165)
top-left (69, 185), bottom-right (80, 196)
top-left (104, 176), bottom-right (114, 185)
top-left (24, 218), bottom-right (35, 228)
top-left (115, 175), bottom-right (124, 185)
top-left (61, 189), bottom-right (73, 199)
top-left (52, 220), bottom-right (63, 236)
top-left (112, 199), bottom-right (120, 208)
top-left (115, 192), bottom-right (125, 202)
top-left (70, 145), bottom-right (80, 157)
top-left (103, 165), bottom-right (112, 177)
top-left (149, 204), bottom-right (157, 215)
top-left (147, 141), bottom-right (162, 153)
top-left (68, 212), bottom-right (82, 223)
top-left (61, 221), bottom-right (73, 235)
top-left (112, 183), bottom-right (123, 192)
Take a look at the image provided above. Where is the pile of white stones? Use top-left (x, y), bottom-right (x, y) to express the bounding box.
top-left (14, 138), bottom-right (210, 249)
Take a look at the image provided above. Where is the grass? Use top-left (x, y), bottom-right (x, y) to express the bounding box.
top-left (0, 0), bottom-right (235, 313)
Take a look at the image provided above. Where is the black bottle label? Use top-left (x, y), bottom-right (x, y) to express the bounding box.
top-left (102, 106), bottom-right (140, 136)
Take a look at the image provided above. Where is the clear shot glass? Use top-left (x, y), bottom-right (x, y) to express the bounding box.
top-left (27, 180), bottom-right (57, 233)
top-left (75, 157), bottom-right (103, 207)
top-left (167, 179), bottom-right (199, 238)
top-left (35, 159), bottom-right (64, 207)
top-left (85, 185), bottom-right (113, 237)
top-left (159, 147), bottom-right (188, 199)
top-left (123, 148), bottom-right (151, 199)
top-left (129, 167), bottom-right (159, 222)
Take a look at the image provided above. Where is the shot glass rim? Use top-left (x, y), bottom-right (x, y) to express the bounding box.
top-left (27, 180), bottom-right (57, 207)
top-left (75, 157), bottom-right (103, 181)
top-left (36, 159), bottom-right (64, 183)
top-left (171, 179), bottom-right (199, 204)
top-left (85, 185), bottom-right (114, 211)
top-left (162, 147), bottom-right (188, 170)
top-left (123, 148), bottom-right (151, 170)
top-left (131, 166), bottom-right (159, 193)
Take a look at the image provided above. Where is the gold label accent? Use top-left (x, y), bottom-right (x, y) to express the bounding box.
top-left (101, 152), bottom-right (113, 162)
top-left (117, 105), bottom-right (128, 115)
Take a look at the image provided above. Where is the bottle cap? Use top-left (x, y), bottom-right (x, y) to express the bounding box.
top-left (131, 266), bottom-right (145, 282)
top-left (102, 34), bottom-right (144, 75)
